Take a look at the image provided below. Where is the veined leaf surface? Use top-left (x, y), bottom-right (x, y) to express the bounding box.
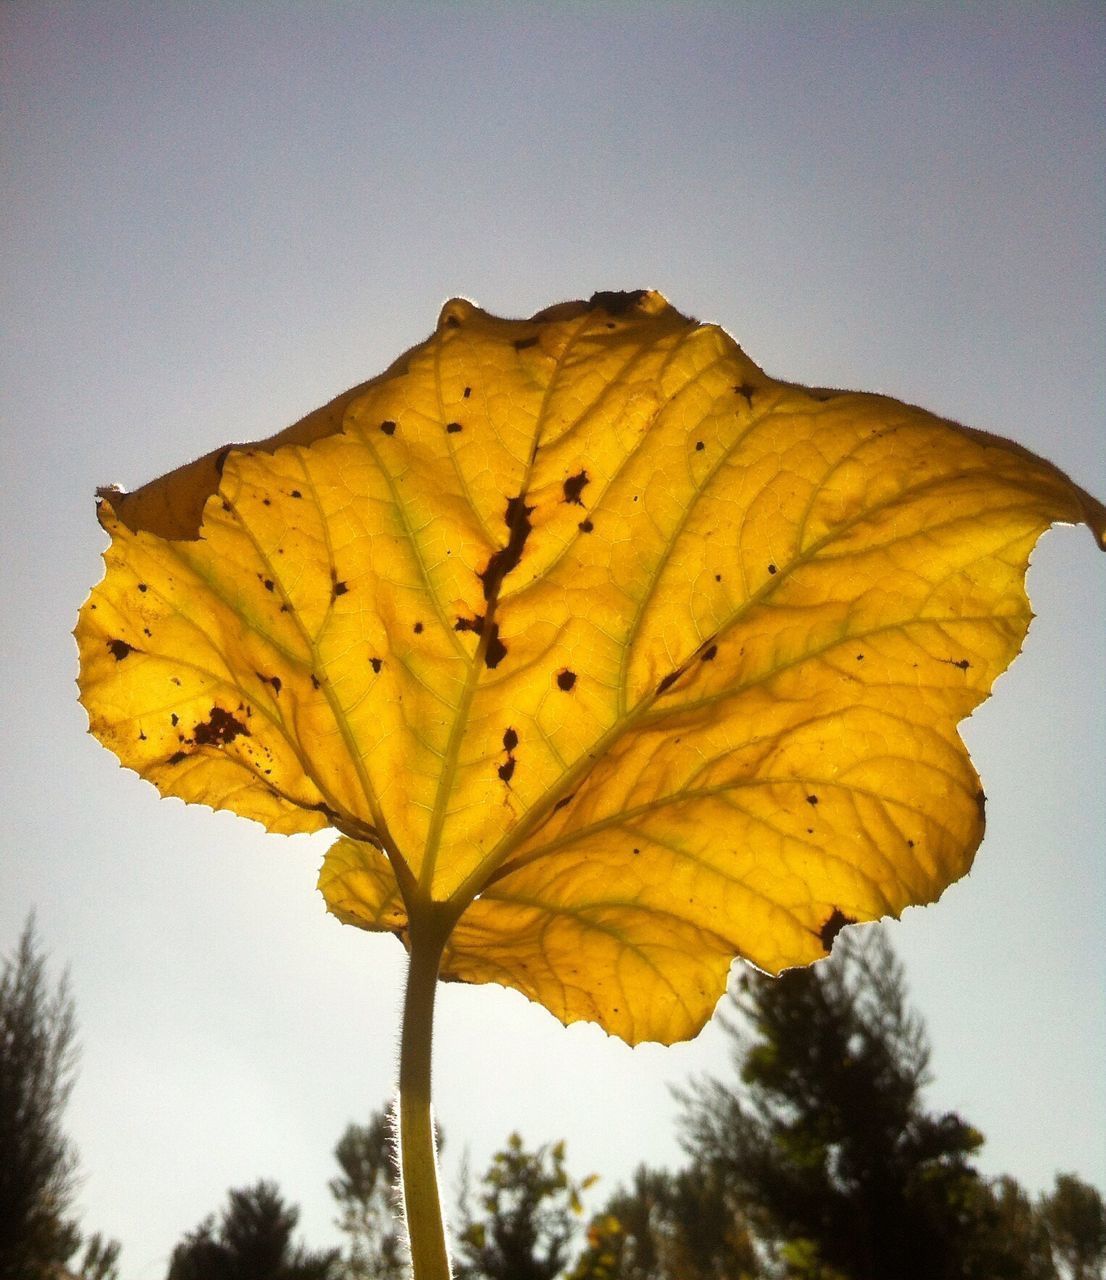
top-left (77, 291), bottom-right (1105, 1044)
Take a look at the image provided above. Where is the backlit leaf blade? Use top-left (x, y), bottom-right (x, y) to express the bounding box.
top-left (77, 291), bottom-right (1105, 1044)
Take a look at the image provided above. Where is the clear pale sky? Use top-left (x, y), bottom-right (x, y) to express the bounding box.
top-left (2, 3), bottom-right (1103, 1276)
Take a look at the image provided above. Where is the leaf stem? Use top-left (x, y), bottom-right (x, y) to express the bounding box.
top-left (398, 907), bottom-right (454, 1280)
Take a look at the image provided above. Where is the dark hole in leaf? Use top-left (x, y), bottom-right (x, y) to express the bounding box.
top-left (556, 669), bottom-right (577, 691)
top-left (107, 639), bottom-right (134, 661)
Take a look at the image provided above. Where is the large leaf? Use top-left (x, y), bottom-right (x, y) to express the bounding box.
top-left (76, 291), bottom-right (1105, 1044)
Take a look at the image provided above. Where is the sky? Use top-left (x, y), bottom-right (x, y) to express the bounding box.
top-left (2, 2), bottom-right (1103, 1275)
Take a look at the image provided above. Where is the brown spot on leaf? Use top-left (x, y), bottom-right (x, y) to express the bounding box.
top-left (463, 386), bottom-right (471, 398)
top-left (455, 614), bottom-right (485, 635)
top-left (819, 907), bottom-right (856, 952)
top-left (414, 621), bottom-right (424, 634)
top-left (553, 793), bottom-right (575, 812)
top-left (167, 751), bottom-right (187, 765)
top-left (556, 669), bottom-right (577, 691)
top-left (656, 670), bottom-right (680, 695)
top-left (107, 639), bottom-right (134, 661)
top-left (290, 489), bottom-right (302, 499)
top-left (513, 335), bottom-right (539, 351)
top-left (768, 563), bottom-right (778, 575)
top-left (380, 420), bottom-right (397, 435)
top-left (701, 643), bottom-right (718, 662)
top-left (484, 624), bottom-right (507, 669)
top-left (170, 713), bottom-right (179, 726)
top-left (578, 518), bottom-right (594, 533)
top-left (478, 495), bottom-right (534, 602)
top-left (734, 381), bottom-right (756, 406)
top-left (806, 794), bottom-right (819, 806)
top-left (695, 440), bottom-right (705, 451)
top-left (498, 758), bottom-right (516, 783)
top-left (256, 672), bottom-right (282, 694)
top-left (562, 470), bottom-right (589, 506)
top-left (138, 583), bottom-right (148, 592)
top-left (332, 578), bottom-right (349, 599)
top-left (370, 657), bottom-right (383, 674)
top-left (503, 727), bottom-right (518, 752)
top-left (588, 289), bottom-right (647, 314)
top-left (310, 674), bottom-right (320, 689)
top-left (446, 421), bottom-right (463, 434)
top-left (193, 707), bottom-right (249, 747)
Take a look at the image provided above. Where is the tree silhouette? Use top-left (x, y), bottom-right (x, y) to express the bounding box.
top-left (454, 1133), bottom-right (594, 1280)
top-left (166, 1180), bottom-right (341, 1280)
top-left (1041, 1174), bottom-right (1106, 1280)
top-left (329, 1109), bottom-right (407, 1279)
top-left (573, 1163), bottom-right (758, 1280)
top-left (0, 915), bottom-right (82, 1279)
top-left (677, 928), bottom-right (1048, 1279)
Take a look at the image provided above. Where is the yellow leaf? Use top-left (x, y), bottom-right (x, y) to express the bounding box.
top-left (76, 291), bottom-right (1105, 1044)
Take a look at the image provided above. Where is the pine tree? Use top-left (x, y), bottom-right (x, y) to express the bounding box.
top-left (166, 1180), bottom-right (341, 1280)
top-left (0, 916), bottom-right (82, 1280)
